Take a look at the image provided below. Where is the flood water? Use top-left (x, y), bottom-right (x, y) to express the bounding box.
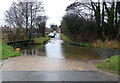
top-left (2, 33), bottom-right (120, 71)
top-left (20, 33), bottom-right (120, 61)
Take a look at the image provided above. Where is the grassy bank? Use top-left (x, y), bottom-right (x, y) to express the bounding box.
top-left (60, 33), bottom-right (91, 47)
top-left (1, 37), bottom-right (50, 59)
top-left (96, 55), bottom-right (120, 75)
top-left (92, 40), bottom-right (120, 49)
top-left (1, 44), bottom-right (21, 59)
top-left (60, 33), bottom-right (120, 49)
top-left (33, 36), bottom-right (50, 44)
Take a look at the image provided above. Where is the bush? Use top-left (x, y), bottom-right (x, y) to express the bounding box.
top-left (61, 14), bottom-right (97, 43)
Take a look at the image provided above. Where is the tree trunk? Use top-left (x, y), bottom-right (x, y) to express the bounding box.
top-left (102, 1), bottom-right (105, 37)
top-left (25, 2), bottom-right (28, 32)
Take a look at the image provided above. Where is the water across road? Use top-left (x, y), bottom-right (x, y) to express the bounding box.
top-left (20, 33), bottom-right (119, 60)
top-left (1, 33), bottom-right (119, 81)
top-left (2, 33), bottom-right (120, 71)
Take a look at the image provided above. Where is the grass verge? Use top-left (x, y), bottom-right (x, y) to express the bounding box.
top-left (1, 44), bottom-right (21, 59)
top-left (33, 36), bottom-right (50, 44)
top-left (92, 40), bottom-right (120, 49)
top-left (60, 33), bottom-right (90, 47)
top-left (96, 55), bottom-right (120, 75)
top-left (60, 33), bottom-right (120, 49)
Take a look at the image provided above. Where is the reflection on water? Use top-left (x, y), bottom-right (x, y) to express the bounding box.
top-left (45, 34), bottom-right (64, 58)
top-left (20, 45), bottom-right (46, 56)
top-left (19, 33), bottom-right (120, 61)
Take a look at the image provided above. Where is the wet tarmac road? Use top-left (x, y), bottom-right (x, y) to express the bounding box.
top-left (2, 71), bottom-right (118, 81)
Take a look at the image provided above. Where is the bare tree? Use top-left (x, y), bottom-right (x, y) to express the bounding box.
top-left (5, 0), bottom-right (47, 40)
top-left (5, 0), bottom-right (45, 30)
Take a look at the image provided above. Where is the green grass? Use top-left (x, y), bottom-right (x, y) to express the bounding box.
top-left (96, 55), bottom-right (120, 75)
top-left (54, 33), bottom-right (57, 36)
top-left (79, 43), bottom-right (91, 47)
top-left (33, 37), bottom-right (50, 44)
top-left (1, 44), bottom-right (21, 59)
top-left (60, 33), bottom-right (71, 42)
top-left (60, 33), bottom-right (90, 47)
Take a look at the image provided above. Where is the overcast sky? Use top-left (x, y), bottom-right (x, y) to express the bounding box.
top-left (0, 0), bottom-right (74, 27)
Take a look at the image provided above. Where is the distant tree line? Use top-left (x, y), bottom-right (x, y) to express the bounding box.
top-left (61, 0), bottom-right (120, 43)
top-left (5, 0), bottom-right (47, 41)
top-left (50, 24), bottom-right (58, 31)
